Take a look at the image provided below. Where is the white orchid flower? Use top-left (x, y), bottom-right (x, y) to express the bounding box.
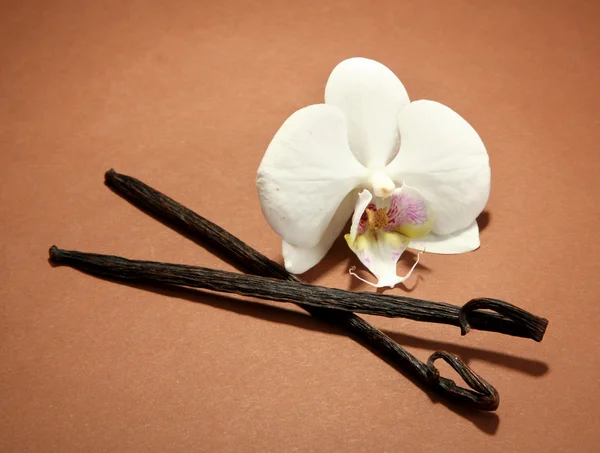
top-left (256, 57), bottom-right (490, 287)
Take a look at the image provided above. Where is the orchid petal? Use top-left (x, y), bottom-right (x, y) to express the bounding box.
top-left (348, 189), bottom-right (373, 244)
top-left (408, 221), bottom-right (480, 254)
top-left (345, 230), bottom-right (418, 288)
top-left (281, 193), bottom-right (356, 274)
top-left (325, 57), bottom-right (410, 169)
top-left (386, 100), bottom-right (490, 236)
top-left (257, 104), bottom-right (368, 249)
top-left (382, 185), bottom-right (433, 239)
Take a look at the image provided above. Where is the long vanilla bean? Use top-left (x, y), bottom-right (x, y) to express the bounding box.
top-left (49, 245), bottom-right (498, 411)
top-left (99, 169), bottom-right (514, 410)
top-left (49, 246), bottom-right (547, 341)
top-left (104, 170), bottom-right (547, 342)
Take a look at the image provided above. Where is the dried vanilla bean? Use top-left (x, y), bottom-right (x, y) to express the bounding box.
top-left (49, 245), bottom-right (499, 411)
top-left (105, 169), bottom-right (547, 342)
top-left (48, 169), bottom-right (551, 411)
top-left (96, 169), bottom-right (550, 410)
top-left (49, 246), bottom-right (547, 341)
top-left (102, 169), bottom-right (512, 410)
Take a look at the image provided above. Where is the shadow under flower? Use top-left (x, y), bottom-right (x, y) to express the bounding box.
top-left (477, 210), bottom-right (491, 232)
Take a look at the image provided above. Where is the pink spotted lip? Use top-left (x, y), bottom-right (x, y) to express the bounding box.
top-left (356, 188), bottom-right (429, 235)
top-left (384, 190), bottom-right (430, 231)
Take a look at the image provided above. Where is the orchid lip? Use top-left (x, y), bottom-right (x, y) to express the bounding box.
top-left (348, 251), bottom-right (423, 288)
top-left (345, 186), bottom-right (433, 288)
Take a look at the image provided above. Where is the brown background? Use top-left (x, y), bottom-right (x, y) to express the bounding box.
top-left (2, 0), bottom-right (599, 451)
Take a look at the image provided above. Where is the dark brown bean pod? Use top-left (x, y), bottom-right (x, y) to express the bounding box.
top-left (46, 169), bottom-right (549, 411)
top-left (96, 168), bottom-right (543, 411)
top-left (49, 246), bottom-right (547, 341)
top-left (104, 169), bottom-right (547, 342)
top-left (50, 244), bottom-right (500, 411)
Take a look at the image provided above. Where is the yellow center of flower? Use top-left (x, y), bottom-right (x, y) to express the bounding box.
top-left (366, 208), bottom-right (389, 230)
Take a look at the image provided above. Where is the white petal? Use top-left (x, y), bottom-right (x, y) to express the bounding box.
top-left (325, 57), bottom-right (410, 169)
top-left (282, 192), bottom-right (356, 274)
top-left (348, 189), bottom-right (372, 243)
top-left (408, 221), bottom-right (480, 254)
top-left (257, 104), bottom-right (367, 248)
top-left (386, 100), bottom-right (490, 236)
top-left (345, 231), bottom-right (420, 288)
